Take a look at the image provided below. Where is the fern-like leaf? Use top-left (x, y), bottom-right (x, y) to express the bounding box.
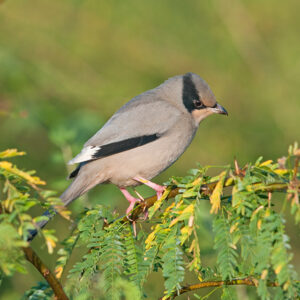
top-left (162, 227), bottom-right (185, 297)
top-left (213, 213), bottom-right (238, 280)
top-left (99, 225), bottom-right (124, 300)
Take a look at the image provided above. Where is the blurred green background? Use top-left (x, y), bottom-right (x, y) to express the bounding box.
top-left (0, 0), bottom-right (299, 299)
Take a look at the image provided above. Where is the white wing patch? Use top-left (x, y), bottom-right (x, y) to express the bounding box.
top-left (68, 146), bottom-right (101, 165)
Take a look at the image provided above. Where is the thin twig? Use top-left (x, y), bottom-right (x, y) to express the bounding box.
top-left (292, 156), bottom-right (299, 181)
top-left (234, 159), bottom-right (240, 175)
top-left (22, 247), bottom-right (69, 300)
top-left (268, 192), bottom-right (272, 208)
top-left (160, 277), bottom-right (279, 300)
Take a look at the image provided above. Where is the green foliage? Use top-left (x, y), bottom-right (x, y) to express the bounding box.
top-left (213, 213), bottom-right (238, 281)
top-left (0, 149), bottom-right (61, 276)
top-left (123, 225), bottom-right (139, 283)
top-left (0, 222), bottom-right (27, 275)
top-left (0, 145), bottom-right (300, 299)
top-left (98, 224), bottom-right (124, 298)
top-left (0, 1), bottom-right (299, 298)
top-left (161, 226), bottom-right (185, 297)
top-left (55, 228), bottom-right (80, 279)
top-left (22, 282), bottom-right (53, 300)
top-left (221, 287), bottom-right (237, 300)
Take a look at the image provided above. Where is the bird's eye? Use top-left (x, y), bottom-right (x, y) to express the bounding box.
top-left (193, 99), bottom-right (204, 109)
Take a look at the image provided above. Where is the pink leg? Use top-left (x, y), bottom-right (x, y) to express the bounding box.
top-left (133, 176), bottom-right (166, 199)
top-left (119, 188), bottom-right (140, 215)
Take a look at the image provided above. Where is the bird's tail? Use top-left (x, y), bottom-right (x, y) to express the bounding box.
top-left (27, 176), bottom-right (92, 242)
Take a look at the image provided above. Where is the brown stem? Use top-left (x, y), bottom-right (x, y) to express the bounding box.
top-left (106, 177), bottom-right (300, 227)
top-left (160, 277), bottom-right (279, 300)
top-left (292, 156), bottom-right (299, 181)
top-left (22, 247), bottom-right (69, 300)
top-left (126, 187), bottom-right (181, 222)
top-left (114, 181), bottom-right (218, 224)
top-left (234, 159), bottom-right (240, 175)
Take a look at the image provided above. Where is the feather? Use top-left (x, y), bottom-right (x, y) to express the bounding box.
top-left (68, 134), bottom-right (160, 166)
top-left (68, 146), bottom-right (101, 165)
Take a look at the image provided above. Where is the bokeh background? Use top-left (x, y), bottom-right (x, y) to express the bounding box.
top-left (0, 0), bottom-right (299, 299)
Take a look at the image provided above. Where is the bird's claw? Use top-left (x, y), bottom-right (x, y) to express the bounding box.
top-left (139, 208), bottom-right (149, 221)
top-left (156, 188), bottom-right (165, 200)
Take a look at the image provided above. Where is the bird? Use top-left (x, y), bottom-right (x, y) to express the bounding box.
top-left (28, 72), bottom-right (227, 241)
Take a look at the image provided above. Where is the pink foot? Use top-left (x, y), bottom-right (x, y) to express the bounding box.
top-left (155, 189), bottom-right (165, 200)
top-left (133, 176), bottom-right (166, 199)
top-left (140, 209), bottom-right (149, 221)
top-left (119, 188), bottom-right (140, 215)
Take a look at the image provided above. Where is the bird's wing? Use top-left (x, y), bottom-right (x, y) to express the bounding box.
top-left (68, 96), bottom-right (183, 165)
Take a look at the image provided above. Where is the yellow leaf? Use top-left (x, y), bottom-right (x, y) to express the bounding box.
top-left (265, 209), bottom-right (271, 217)
top-left (274, 169), bottom-right (288, 175)
top-left (175, 199), bottom-right (183, 209)
top-left (231, 185), bottom-right (239, 207)
top-left (275, 264), bottom-right (283, 275)
top-left (181, 226), bottom-right (190, 235)
top-left (257, 219), bottom-right (262, 230)
top-left (192, 177), bottom-right (201, 186)
top-left (179, 225), bottom-right (193, 245)
top-left (145, 231), bottom-right (156, 249)
top-left (0, 149), bottom-right (26, 158)
top-left (225, 177), bottom-right (234, 187)
top-left (246, 185), bottom-right (254, 192)
top-left (170, 204), bottom-right (194, 227)
top-left (0, 161), bottom-right (46, 185)
top-left (165, 202), bottom-right (175, 213)
top-left (251, 205), bottom-right (264, 220)
top-left (261, 269), bottom-right (268, 280)
top-left (145, 226), bottom-right (170, 250)
top-left (46, 237), bottom-right (56, 254)
top-left (260, 160), bottom-right (273, 167)
top-left (210, 171), bottom-right (227, 214)
top-left (197, 274), bottom-right (203, 282)
top-left (283, 281), bottom-right (290, 291)
top-left (229, 243), bottom-right (237, 250)
top-left (3, 198), bottom-right (15, 212)
top-left (55, 266), bottom-right (63, 279)
top-left (18, 226), bottom-right (23, 236)
top-left (148, 187), bottom-right (171, 219)
top-left (0, 161), bottom-right (12, 169)
top-left (55, 206), bottom-right (71, 221)
top-left (188, 239), bottom-right (196, 253)
top-left (230, 222), bottom-right (238, 233)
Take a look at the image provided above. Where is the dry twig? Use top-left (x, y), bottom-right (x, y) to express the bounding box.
top-left (22, 247), bottom-right (69, 300)
top-left (160, 277), bottom-right (280, 300)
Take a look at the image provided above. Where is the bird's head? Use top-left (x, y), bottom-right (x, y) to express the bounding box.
top-left (179, 72), bottom-right (228, 125)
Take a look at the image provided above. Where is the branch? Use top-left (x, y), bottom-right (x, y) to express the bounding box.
top-left (113, 178), bottom-right (299, 225)
top-left (105, 181), bottom-right (219, 226)
top-left (0, 203), bottom-right (69, 299)
top-left (125, 187), bottom-right (181, 222)
top-left (22, 246), bottom-right (69, 300)
top-left (121, 180), bottom-right (225, 223)
top-left (160, 277), bottom-right (279, 300)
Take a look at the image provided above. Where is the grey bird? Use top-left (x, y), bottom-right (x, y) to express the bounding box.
top-left (28, 72), bottom-right (227, 240)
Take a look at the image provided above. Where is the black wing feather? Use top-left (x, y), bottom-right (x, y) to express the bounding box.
top-left (92, 133), bottom-right (160, 159)
top-left (68, 133), bottom-right (160, 178)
